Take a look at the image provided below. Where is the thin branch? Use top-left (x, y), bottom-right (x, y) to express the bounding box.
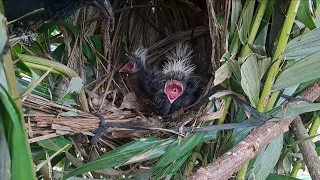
top-left (291, 116), bottom-right (320, 180)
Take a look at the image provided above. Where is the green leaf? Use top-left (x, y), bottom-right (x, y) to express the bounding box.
top-left (228, 59), bottom-right (241, 82)
top-left (267, 173), bottom-right (302, 180)
top-left (38, 136), bottom-right (72, 152)
top-left (62, 22), bottom-right (76, 38)
top-left (255, 24), bottom-right (269, 46)
top-left (63, 138), bottom-right (175, 179)
top-left (221, 127), bottom-right (252, 154)
top-left (257, 0), bottom-right (274, 36)
top-left (238, 0), bottom-right (256, 44)
top-left (65, 77), bottom-right (83, 94)
top-left (316, 147), bottom-right (320, 156)
top-left (58, 111), bottom-right (79, 117)
top-left (58, 77), bottom-right (83, 99)
top-left (0, 83), bottom-right (35, 179)
top-left (284, 28), bottom-right (320, 61)
top-left (248, 134), bottom-right (283, 180)
top-left (0, 116), bottom-right (11, 180)
top-left (214, 63), bottom-right (232, 85)
top-left (241, 54), bottom-right (260, 107)
top-left (91, 35), bottom-right (104, 55)
top-left (0, 13), bottom-right (7, 53)
top-left (52, 43), bottom-right (66, 60)
top-left (257, 58), bottom-right (271, 80)
top-left (30, 146), bottom-right (55, 159)
top-left (230, 0), bottom-right (242, 38)
top-left (82, 40), bottom-right (95, 63)
top-left (296, 0), bottom-right (316, 30)
top-left (20, 69), bottom-right (51, 99)
top-left (273, 103), bottom-right (320, 120)
top-left (132, 170), bottom-right (152, 180)
top-left (276, 85), bottom-right (299, 106)
top-left (267, 1), bottom-right (285, 55)
top-left (153, 151), bottom-right (191, 180)
top-left (152, 132), bottom-right (206, 173)
top-left (203, 130), bottom-right (218, 142)
top-left (273, 50), bottom-right (320, 91)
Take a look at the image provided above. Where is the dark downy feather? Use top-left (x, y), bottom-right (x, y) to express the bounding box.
top-left (120, 47), bottom-right (160, 99)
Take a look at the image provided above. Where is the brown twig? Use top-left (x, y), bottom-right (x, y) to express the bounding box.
top-left (291, 116), bottom-right (320, 180)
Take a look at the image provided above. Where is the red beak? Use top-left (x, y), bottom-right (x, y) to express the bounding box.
top-left (164, 80), bottom-right (184, 104)
top-left (119, 60), bottom-right (135, 72)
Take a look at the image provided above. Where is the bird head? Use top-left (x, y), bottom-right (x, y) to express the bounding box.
top-left (162, 43), bottom-right (196, 104)
top-left (119, 47), bottom-right (148, 73)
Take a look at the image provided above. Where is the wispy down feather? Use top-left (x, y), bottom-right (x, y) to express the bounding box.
top-left (133, 46), bottom-right (148, 68)
top-left (165, 43), bottom-right (193, 62)
top-left (162, 43), bottom-right (196, 76)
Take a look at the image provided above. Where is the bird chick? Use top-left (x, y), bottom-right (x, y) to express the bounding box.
top-left (119, 43), bottom-right (204, 116)
top-left (153, 43), bottom-right (204, 115)
top-left (119, 47), bottom-right (158, 98)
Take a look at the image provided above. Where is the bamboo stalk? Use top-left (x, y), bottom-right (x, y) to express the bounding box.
top-left (257, 0), bottom-right (301, 112)
top-left (240, 0), bottom-right (269, 57)
top-left (237, 0), bottom-right (269, 178)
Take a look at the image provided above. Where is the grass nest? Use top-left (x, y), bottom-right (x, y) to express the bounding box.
top-left (19, 0), bottom-right (225, 163)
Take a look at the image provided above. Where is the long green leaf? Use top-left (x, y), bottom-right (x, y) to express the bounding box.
top-left (152, 132), bottom-right (206, 174)
top-left (241, 54), bottom-right (260, 107)
top-left (82, 40), bottom-right (95, 63)
top-left (0, 115), bottom-right (11, 180)
top-left (38, 136), bottom-right (72, 152)
top-left (230, 0), bottom-right (242, 38)
top-left (267, 173), bottom-right (302, 180)
top-left (153, 151), bottom-right (192, 180)
top-left (284, 28), bottom-right (320, 61)
top-left (296, 0), bottom-right (316, 30)
top-left (248, 134), bottom-right (283, 180)
top-left (0, 84), bottom-right (35, 179)
top-left (273, 103), bottom-right (320, 120)
top-left (238, 0), bottom-right (256, 44)
top-left (273, 50), bottom-right (320, 91)
top-left (0, 13), bottom-right (7, 52)
top-left (63, 138), bottom-right (175, 179)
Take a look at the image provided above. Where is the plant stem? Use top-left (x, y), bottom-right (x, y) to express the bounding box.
top-left (236, 0), bottom-right (269, 177)
top-left (290, 159), bottom-right (303, 177)
top-left (257, 0), bottom-right (301, 112)
top-left (236, 163), bottom-right (249, 180)
top-left (309, 114), bottom-right (320, 136)
top-left (240, 0), bottom-right (269, 57)
top-left (3, 53), bottom-right (23, 114)
top-left (217, 97), bottom-right (232, 125)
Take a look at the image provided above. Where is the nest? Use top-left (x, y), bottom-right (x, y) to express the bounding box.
top-left (22, 0), bottom-right (225, 160)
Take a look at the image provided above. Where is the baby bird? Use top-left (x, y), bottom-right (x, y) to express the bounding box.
top-left (153, 43), bottom-right (204, 115)
top-left (119, 47), bottom-right (158, 98)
